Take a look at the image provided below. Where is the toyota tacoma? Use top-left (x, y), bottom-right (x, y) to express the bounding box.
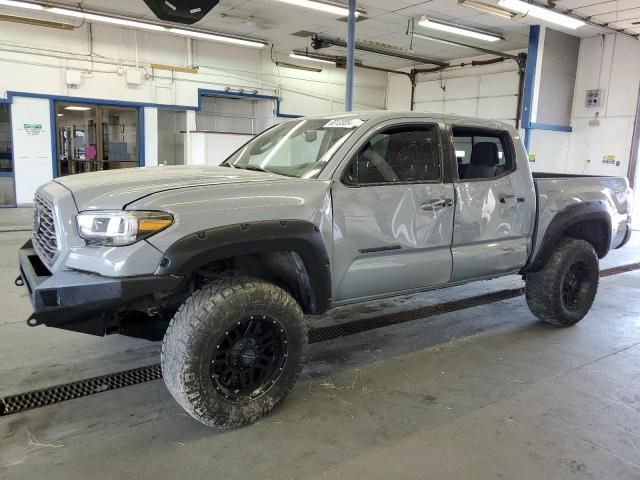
top-left (18, 111), bottom-right (633, 428)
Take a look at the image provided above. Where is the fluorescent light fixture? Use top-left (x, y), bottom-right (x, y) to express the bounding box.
top-left (456, 150), bottom-right (466, 157)
top-left (458, 0), bottom-right (514, 19)
top-left (276, 62), bottom-right (322, 73)
top-left (413, 32), bottom-right (473, 48)
top-left (418, 17), bottom-right (502, 42)
top-left (168, 28), bottom-right (266, 48)
top-left (48, 7), bottom-right (166, 31)
top-left (57, 113), bottom-right (64, 117)
top-left (273, 0), bottom-right (360, 18)
top-left (64, 106), bottom-right (92, 111)
top-left (498, 0), bottom-right (585, 29)
top-left (290, 52), bottom-right (336, 65)
top-left (0, 0), bottom-right (43, 10)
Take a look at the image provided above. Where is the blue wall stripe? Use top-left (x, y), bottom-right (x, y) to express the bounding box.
top-left (139, 107), bottom-right (146, 167)
top-left (529, 122), bottom-right (572, 132)
top-left (2, 98), bottom-right (17, 207)
top-left (49, 98), bottom-right (59, 178)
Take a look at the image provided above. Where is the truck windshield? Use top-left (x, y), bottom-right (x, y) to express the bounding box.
top-left (224, 118), bottom-right (362, 178)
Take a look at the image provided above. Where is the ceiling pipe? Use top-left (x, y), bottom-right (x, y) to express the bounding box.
top-left (411, 32), bottom-right (523, 65)
top-left (312, 34), bottom-right (449, 67)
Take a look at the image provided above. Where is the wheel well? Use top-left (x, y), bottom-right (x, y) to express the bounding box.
top-left (193, 251), bottom-right (317, 314)
top-left (564, 219), bottom-right (610, 258)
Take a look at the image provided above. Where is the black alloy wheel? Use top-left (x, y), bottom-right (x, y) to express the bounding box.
top-left (211, 315), bottom-right (288, 402)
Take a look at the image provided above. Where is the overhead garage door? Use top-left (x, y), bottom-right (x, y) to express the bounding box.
top-left (412, 70), bottom-right (520, 127)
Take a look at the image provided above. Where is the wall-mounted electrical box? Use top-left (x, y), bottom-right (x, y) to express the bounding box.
top-left (126, 69), bottom-right (144, 85)
top-left (585, 89), bottom-right (604, 108)
top-left (65, 70), bottom-right (82, 88)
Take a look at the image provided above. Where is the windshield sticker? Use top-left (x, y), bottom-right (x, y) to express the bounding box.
top-left (323, 118), bottom-right (365, 129)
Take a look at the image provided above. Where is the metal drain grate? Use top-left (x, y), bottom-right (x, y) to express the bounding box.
top-left (599, 262), bottom-right (640, 277)
top-left (2, 262), bottom-right (639, 416)
top-left (1, 364), bottom-right (162, 416)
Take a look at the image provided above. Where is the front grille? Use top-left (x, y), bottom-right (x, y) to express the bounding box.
top-left (32, 194), bottom-right (59, 265)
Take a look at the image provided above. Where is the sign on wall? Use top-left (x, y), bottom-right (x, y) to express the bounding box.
top-left (20, 123), bottom-right (46, 137)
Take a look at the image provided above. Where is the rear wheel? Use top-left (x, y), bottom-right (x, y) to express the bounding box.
top-left (161, 277), bottom-right (306, 428)
top-left (525, 237), bottom-right (599, 327)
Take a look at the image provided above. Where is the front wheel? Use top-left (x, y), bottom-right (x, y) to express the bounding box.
top-left (525, 237), bottom-right (599, 327)
top-left (161, 277), bottom-right (307, 428)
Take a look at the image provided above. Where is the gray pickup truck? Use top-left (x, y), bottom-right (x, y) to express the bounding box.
top-left (18, 111), bottom-right (633, 428)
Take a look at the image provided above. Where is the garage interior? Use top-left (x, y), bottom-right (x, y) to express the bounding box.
top-left (1, 0), bottom-right (640, 478)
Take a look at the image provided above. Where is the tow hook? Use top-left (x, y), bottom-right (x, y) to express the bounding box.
top-left (14, 275), bottom-right (24, 287)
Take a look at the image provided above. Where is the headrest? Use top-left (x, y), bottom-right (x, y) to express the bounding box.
top-left (470, 142), bottom-right (499, 167)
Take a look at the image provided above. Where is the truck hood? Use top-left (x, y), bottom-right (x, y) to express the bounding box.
top-left (54, 165), bottom-right (289, 210)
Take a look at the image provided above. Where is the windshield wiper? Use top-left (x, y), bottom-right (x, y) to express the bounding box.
top-left (237, 165), bottom-right (271, 173)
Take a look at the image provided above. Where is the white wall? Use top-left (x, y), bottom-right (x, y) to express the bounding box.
top-left (566, 34), bottom-right (640, 177)
top-left (190, 132), bottom-right (253, 166)
top-left (144, 107), bottom-right (158, 167)
top-left (0, 20), bottom-right (387, 203)
top-left (0, 22), bottom-right (387, 115)
top-left (530, 33), bottom-right (640, 176)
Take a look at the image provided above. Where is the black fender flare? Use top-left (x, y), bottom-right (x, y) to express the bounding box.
top-left (523, 201), bottom-right (612, 274)
top-left (155, 220), bottom-right (332, 314)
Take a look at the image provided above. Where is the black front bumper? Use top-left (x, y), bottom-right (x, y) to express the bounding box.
top-left (18, 240), bottom-right (184, 336)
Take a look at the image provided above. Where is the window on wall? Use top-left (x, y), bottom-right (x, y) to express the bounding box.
top-left (158, 109), bottom-right (186, 166)
top-left (343, 124), bottom-right (441, 186)
top-left (55, 102), bottom-right (139, 176)
top-left (196, 96), bottom-right (276, 134)
top-left (453, 127), bottom-right (515, 180)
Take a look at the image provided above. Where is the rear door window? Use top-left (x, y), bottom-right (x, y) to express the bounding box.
top-left (452, 127), bottom-right (515, 181)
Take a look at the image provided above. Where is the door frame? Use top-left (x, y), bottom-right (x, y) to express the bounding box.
top-left (52, 100), bottom-right (144, 177)
top-left (0, 99), bottom-right (16, 208)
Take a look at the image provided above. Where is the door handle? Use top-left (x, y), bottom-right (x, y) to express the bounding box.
top-left (421, 199), bottom-right (454, 210)
top-left (499, 195), bottom-right (525, 204)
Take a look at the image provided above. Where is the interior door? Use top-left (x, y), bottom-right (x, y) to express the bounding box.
top-left (331, 121), bottom-right (455, 303)
top-left (450, 124), bottom-right (533, 282)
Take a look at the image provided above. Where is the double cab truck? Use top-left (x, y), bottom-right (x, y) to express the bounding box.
top-left (18, 111), bottom-right (633, 428)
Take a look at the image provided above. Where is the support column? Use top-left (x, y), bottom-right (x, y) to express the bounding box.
top-left (345, 0), bottom-right (356, 112)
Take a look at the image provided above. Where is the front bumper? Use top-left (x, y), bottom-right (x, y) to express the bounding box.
top-left (18, 240), bottom-right (184, 336)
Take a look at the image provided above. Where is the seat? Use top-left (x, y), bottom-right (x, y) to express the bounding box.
top-left (464, 142), bottom-right (499, 179)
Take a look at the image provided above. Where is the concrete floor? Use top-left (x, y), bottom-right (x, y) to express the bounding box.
top-left (0, 207), bottom-right (32, 232)
top-left (1, 228), bottom-right (639, 480)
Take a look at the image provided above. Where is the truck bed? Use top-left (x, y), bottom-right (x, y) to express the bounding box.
top-left (531, 173), bottom-right (632, 261)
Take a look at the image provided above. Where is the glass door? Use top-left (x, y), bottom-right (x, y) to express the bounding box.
top-left (55, 102), bottom-right (139, 176)
top-left (0, 103), bottom-right (15, 207)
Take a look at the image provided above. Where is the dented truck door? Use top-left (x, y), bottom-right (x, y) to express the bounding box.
top-left (331, 119), bottom-right (455, 303)
top-left (449, 122), bottom-right (536, 282)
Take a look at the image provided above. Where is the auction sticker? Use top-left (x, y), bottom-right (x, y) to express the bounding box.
top-left (324, 118), bottom-right (365, 128)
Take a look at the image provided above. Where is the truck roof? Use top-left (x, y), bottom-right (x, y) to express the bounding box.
top-left (296, 110), bottom-right (512, 129)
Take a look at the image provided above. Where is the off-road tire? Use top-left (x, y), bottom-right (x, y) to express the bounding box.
top-left (161, 277), bottom-right (307, 428)
top-left (525, 237), bottom-right (599, 327)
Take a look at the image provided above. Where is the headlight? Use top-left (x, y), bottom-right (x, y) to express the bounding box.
top-left (76, 211), bottom-right (173, 246)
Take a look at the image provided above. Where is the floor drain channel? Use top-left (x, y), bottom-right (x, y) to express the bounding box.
top-left (2, 262), bottom-right (639, 416)
top-left (1, 365), bottom-right (162, 417)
